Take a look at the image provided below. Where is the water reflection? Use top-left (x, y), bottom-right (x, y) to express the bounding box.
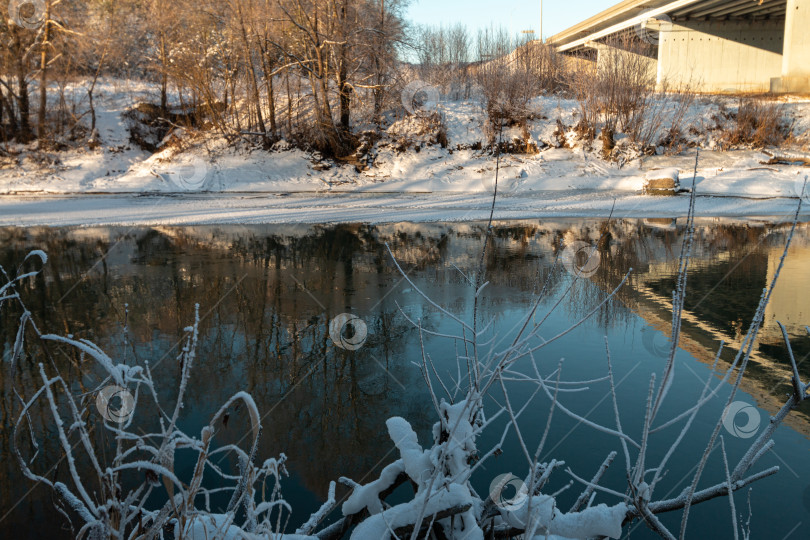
top-left (1, 219), bottom-right (809, 539)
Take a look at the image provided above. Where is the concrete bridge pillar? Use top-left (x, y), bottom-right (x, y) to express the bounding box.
top-left (777, 0), bottom-right (810, 92)
top-left (658, 19), bottom-right (784, 93)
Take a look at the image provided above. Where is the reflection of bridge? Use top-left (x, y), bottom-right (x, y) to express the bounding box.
top-left (629, 239), bottom-right (810, 438)
top-left (548, 0), bottom-right (809, 93)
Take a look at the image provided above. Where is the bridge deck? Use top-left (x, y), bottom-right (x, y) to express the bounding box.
top-left (550, 0), bottom-right (789, 52)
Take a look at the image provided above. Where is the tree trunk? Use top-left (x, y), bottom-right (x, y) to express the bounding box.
top-left (314, 47), bottom-right (338, 150)
top-left (337, 44), bottom-right (350, 130)
top-left (159, 34), bottom-right (168, 115)
top-left (87, 48), bottom-right (107, 140)
top-left (236, 5), bottom-right (267, 146)
top-left (37, 1), bottom-right (52, 140)
top-left (285, 70), bottom-right (293, 135)
top-left (337, 0), bottom-right (351, 130)
top-left (266, 71), bottom-right (277, 136)
top-left (258, 39), bottom-right (277, 136)
top-left (14, 34), bottom-right (32, 143)
top-left (338, 61), bottom-right (350, 130)
top-left (373, 0), bottom-right (385, 124)
top-left (0, 87), bottom-right (6, 139)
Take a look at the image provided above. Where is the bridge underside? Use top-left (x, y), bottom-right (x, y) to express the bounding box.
top-left (549, 0), bottom-right (809, 93)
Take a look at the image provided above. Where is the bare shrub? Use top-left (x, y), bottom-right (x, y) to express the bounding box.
top-left (571, 36), bottom-right (656, 151)
top-left (633, 83), bottom-right (698, 155)
top-left (475, 29), bottom-right (564, 148)
top-left (387, 111), bottom-right (448, 151)
top-left (568, 35), bottom-right (701, 158)
top-left (721, 98), bottom-right (791, 149)
top-left (475, 27), bottom-right (524, 127)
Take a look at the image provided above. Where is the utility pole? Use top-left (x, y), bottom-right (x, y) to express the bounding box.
top-left (540, 0), bottom-right (544, 42)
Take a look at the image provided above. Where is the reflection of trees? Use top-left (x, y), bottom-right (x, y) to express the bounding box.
top-left (0, 225), bottom-right (434, 537)
top-left (176, 307), bottom-right (421, 498)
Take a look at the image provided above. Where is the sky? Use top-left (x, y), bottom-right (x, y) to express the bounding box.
top-left (405, 0), bottom-right (617, 41)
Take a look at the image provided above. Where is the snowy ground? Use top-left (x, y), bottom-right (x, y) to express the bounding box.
top-left (1, 79), bottom-right (809, 226)
top-left (3, 191), bottom-right (808, 227)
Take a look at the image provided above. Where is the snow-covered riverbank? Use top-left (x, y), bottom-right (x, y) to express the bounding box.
top-left (2, 190), bottom-right (808, 227)
top-left (2, 79), bottom-right (809, 225)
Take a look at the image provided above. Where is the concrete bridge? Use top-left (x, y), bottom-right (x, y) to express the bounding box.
top-left (548, 0), bottom-right (809, 93)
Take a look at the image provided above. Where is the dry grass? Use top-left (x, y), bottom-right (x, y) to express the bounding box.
top-left (721, 98), bottom-right (791, 149)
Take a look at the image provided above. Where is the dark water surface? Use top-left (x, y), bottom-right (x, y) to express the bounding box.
top-left (1, 219), bottom-right (810, 539)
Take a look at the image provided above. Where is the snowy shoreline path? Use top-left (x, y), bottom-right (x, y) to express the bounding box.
top-left (2, 191), bottom-right (808, 227)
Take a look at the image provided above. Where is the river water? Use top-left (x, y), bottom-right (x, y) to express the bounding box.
top-left (1, 219), bottom-right (809, 539)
